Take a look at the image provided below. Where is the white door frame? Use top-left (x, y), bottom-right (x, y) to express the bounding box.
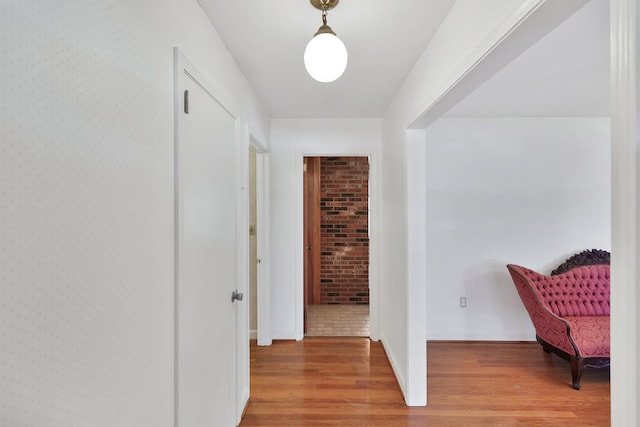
top-left (610, 0), bottom-right (638, 425)
top-left (235, 123), bottom-right (249, 424)
top-left (294, 150), bottom-right (380, 341)
top-left (405, 129), bottom-right (428, 406)
top-left (173, 47), bottom-right (247, 426)
top-left (250, 131), bottom-right (272, 346)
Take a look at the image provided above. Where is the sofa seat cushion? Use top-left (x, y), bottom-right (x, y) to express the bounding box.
top-left (564, 316), bottom-right (610, 358)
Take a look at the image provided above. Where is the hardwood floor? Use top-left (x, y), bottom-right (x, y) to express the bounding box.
top-left (240, 338), bottom-right (610, 426)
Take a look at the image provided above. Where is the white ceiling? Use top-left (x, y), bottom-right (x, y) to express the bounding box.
top-left (197, 0), bottom-right (609, 119)
top-left (444, 0), bottom-right (609, 117)
top-left (197, 0), bottom-right (455, 118)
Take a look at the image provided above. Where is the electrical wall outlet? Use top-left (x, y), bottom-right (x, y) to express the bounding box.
top-left (459, 297), bottom-right (467, 308)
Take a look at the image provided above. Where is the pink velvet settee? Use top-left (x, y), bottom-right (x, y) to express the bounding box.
top-left (507, 262), bottom-right (610, 389)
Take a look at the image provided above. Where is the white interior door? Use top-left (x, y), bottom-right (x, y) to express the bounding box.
top-left (176, 59), bottom-right (238, 427)
top-left (253, 145), bottom-right (272, 347)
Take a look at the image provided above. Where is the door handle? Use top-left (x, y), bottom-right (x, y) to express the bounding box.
top-left (231, 290), bottom-right (244, 303)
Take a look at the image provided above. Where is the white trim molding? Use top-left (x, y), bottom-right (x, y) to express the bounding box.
top-left (610, 0), bottom-right (638, 426)
top-left (408, 0), bottom-right (589, 129)
top-left (253, 142), bottom-right (272, 347)
top-left (405, 130), bottom-right (428, 406)
top-left (294, 149), bottom-right (381, 342)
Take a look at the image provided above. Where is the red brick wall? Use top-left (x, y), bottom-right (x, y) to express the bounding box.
top-left (319, 157), bottom-right (369, 304)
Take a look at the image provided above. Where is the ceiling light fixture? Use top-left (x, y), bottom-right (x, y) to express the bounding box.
top-left (304, 0), bottom-right (348, 83)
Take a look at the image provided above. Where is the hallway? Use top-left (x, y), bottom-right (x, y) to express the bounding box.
top-left (305, 304), bottom-right (370, 337)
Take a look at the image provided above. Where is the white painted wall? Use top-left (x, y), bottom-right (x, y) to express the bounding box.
top-left (269, 119), bottom-right (381, 339)
top-left (380, 0), bottom-right (560, 406)
top-left (378, 119), bottom-right (409, 395)
top-left (0, 1), bottom-right (268, 425)
top-left (637, 11), bottom-right (640, 421)
top-left (422, 117), bottom-right (611, 340)
top-left (636, 5), bottom-right (640, 422)
top-left (636, 0), bottom-right (640, 343)
top-left (405, 130), bottom-right (428, 405)
top-left (637, 21), bottom-right (640, 423)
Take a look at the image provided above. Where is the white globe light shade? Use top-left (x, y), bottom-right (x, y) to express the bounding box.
top-left (304, 33), bottom-right (348, 83)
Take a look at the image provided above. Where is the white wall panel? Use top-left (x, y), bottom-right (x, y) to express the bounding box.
top-left (423, 117), bottom-right (611, 340)
top-left (405, 130), bottom-right (427, 405)
top-left (0, 1), bottom-right (268, 425)
top-left (381, 0), bottom-right (595, 405)
top-left (269, 119), bottom-right (381, 339)
top-left (610, 0), bottom-right (639, 424)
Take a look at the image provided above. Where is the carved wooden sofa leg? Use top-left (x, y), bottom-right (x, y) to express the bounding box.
top-left (570, 357), bottom-right (585, 390)
top-left (537, 335), bottom-right (605, 390)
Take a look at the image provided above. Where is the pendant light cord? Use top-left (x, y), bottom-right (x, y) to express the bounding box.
top-left (321, 0), bottom-right (329, 24)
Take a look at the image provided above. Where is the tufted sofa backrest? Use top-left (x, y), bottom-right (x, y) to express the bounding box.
top-left (518, 265), bottom-right (610, 317)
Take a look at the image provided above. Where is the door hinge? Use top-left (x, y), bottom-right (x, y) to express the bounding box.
top-left (231, 290), bottom-right (244, 302)
top-left (184, 90), bottom-right (189, 114)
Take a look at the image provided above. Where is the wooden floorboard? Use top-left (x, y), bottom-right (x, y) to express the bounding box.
top-left (239, 338), bottom-right (610, 426)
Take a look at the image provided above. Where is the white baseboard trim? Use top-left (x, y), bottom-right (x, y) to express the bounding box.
top-left (270, 328), bottom-right (297, 340)
top-left (378, 333), bottom-right (407, 403)
top-left (237, 386), bottom-right (250, 425)
top-left (427, 332), bottom-right (536, 341)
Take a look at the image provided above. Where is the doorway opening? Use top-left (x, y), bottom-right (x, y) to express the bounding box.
top-left (248, 138), bottom-right (271, 347)
top-left (249, 147), bottom-right (258, 341)
top-left (304, 156), bottom-right (370, 337)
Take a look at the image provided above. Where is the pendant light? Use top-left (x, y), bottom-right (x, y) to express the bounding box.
top-left (304, 0), bottom-right (348, 83)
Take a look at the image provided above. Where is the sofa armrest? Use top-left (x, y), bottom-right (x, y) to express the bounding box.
top-left (507, 265), bottom-right (578, 356)
top-left (563, 316), bottom-right (610, 358)
top-left (529, 304), bottom-right (576, 356)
